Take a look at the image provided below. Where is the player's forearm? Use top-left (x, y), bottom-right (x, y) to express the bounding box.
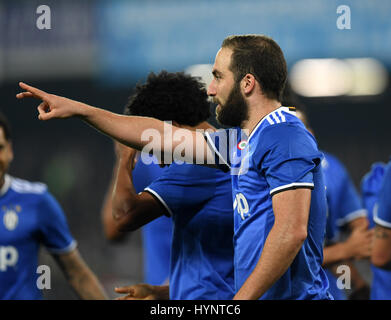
top-left (79, 104), bottom-right (166, 152)
top-left (56, 250), bottom-right (108, 300)
top-left (69, 269), bottom-right (108, 300)
top-left (112, 156), bottom-right (137, 224)
top-left (101, 161), bottom-right (126, 241)
top-left (323, 243), bottom-right (352, 267)
top-left (233, 222), bottom-right (306, 300)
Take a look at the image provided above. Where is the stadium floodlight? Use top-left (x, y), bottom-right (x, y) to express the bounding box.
top-left (345, 58), bottom-right (388, 96)
top-left (289, 58), bottom-right (388, 97)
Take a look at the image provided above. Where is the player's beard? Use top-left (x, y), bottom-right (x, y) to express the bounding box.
top-left (215, 81), bottom-right (249, 128)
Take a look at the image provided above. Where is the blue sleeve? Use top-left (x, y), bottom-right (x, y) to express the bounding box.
top-left (145, 166), bottom-right (217, 217)
top-left (326, 156), bottom-right (366, 227)
top-left (37, 192), bottom-right (77, 254)
top-left (254, 123), bottom-right (323, 196)
top-left (374, 161), bottom-right (391, 228)
top-left (361, 162), bottom-right (387, 226)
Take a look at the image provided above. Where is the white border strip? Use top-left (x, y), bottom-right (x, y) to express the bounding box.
top-left (270, 182), bottom-right (314, 195)
top-left (204, 132), bottom-right (231, 169)
top-left (374, 213), bottom-right (391, 229)
top-left (46, 240), bottom-right (77, 255)
top-left (336, 209), bottom-right (368, 227)
top-left (144, 187), bottom-right (174, 217)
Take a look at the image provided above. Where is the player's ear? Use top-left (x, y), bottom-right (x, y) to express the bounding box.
top-left (242, 74), bottom-right (256, 95)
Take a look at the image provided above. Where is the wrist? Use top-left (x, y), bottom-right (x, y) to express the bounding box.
top-left (77, 102), bottom-right (94, 119)
top-left (342, 241), bottom-right (354, 260)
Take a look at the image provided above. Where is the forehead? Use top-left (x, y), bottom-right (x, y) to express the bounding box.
top-left (213, 47), bottom-right (233, 73)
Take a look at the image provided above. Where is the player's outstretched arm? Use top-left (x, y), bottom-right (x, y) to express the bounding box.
top-left (52, 248), bottom-right (108, 300)
top-left (114, 283), bottom-right (169, 300)
top-left (233, 188), bottom-right (311, 300)
top-left (16, 82), bottom-right (212, 164)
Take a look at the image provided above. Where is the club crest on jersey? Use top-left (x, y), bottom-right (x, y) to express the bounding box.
top-left (237, 140), bottom-right (247, 150)
top-left (2, 205), bottom-right (21, 231)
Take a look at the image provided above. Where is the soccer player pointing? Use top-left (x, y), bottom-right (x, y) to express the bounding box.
top-left (17, 34), bottom-right (331, 300)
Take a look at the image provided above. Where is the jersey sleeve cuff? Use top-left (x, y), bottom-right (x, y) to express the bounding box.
top-left (46, 240), bottom-right (77, 255)
top-left (270, 182), bottom-right (314, 197)
top-left (336, 209), bottom-right (368, 227)
top-left (144, 187), bottom-right (173, 217)
top-left (374, 215), bottom-right (391, 229)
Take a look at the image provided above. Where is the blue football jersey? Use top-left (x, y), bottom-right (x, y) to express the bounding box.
top-left (145, 162), bottom-right (235, 300)
top-left (321, 152), bottom-right (367, 300)
top-left (0, 175), bottom-right (76, 300)
top-left (205, 106), bottom-right (331, 300)
top-left (361, 162), bottom-right (387, 229)
top-left (371, 158), bottom-right (391, 300)
top-left (132, 155), bottom-right (172, 285)
top-left (360, 161), bottom-right (389, 300)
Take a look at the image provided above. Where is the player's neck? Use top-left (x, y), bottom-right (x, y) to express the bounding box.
top-left (0, 175), bottom-right (5, 191)
top-left (242, 98), bottom-right (281, 136)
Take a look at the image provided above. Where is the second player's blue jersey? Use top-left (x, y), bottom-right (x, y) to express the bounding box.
top-left (322, 152), bottom-right (367, 243)
top-left (362, 158), bottom-right (391, 300)
top-left (145, 162), bottom-right (235, 300)
top-left (361, 162), bottom-right (387, 229)
top-left (205, 106), bottom-right (331, 300)
top-left (132, 155), bottom-right (172, 285)
top-left (0, 175), bottom-right (76, 300)
top-left (321, 152), bottom-right (367, 300)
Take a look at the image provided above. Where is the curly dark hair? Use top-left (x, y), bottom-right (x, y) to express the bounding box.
top-left (124, 71), bottom-right (211, 126)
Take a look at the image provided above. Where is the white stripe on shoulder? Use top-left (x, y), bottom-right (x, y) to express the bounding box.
top-left (248, 106), bottom-right (293, 142)
top-left (278, 110), bottom-right (286, 122)
top-left (144, 187), bottom-right (174, 217)
top-left (271, 112), bottom-right (281, 124)
top-left (11, 177), bottom-right (47, 194)
top-left (266, 115), bottom-right (274, 125)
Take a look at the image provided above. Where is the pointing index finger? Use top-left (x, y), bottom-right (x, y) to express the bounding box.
top-left (18, 82), bottom-right (48, 100)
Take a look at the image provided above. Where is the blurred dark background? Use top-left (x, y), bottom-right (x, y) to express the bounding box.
top-left (0, 0), bottom-right (390, 299)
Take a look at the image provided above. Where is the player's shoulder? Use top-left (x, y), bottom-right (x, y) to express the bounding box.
top-left (251, 107), bottom-right (308, 142)
top-left (251, 107), bottom-right (315, 151)
top-left (9, 175), bottom-right (48, 195)
top-left (361, 161), bottom-right (387, 192)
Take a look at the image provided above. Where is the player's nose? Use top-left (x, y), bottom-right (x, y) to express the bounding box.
top-left (207, 80), bottom-right (216, 96)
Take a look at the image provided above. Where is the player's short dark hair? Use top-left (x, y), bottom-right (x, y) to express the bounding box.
top-left (124, 71), bottom-right (211, 126)
top-left (222, 34), bottom-right (287, 101)
top-left (0, 112), bottom-right (12, 141)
